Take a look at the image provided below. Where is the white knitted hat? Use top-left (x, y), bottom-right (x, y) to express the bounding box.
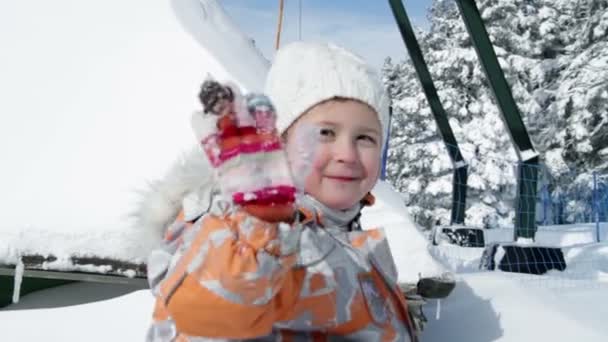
top-left (264, 42), bottom-right (390, 148)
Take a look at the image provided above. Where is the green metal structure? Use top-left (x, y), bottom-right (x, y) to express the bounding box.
top-left (0, 265), bottom-right (147, 308)
top-left (388, 0), bottom-right (469, 225)
top-left (454, 0), bottom-right (539, 239)
top-left (0, 275), bottom-right (72, 308)
top-left (389, 0), bottom-right (539, 239)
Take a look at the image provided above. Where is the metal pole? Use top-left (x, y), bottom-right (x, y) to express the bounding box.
top-left (298, 0), bottom-right (302, 40)
top-left (542, 183), bottom-right (549, 225)
top-left (455, 0), bottom-right (539, 239)
top-left (595, 172), bottom-right (600, 242)
top-left (388, 0), bottom-right (469, 224)
top-left (275, 0), bottom-right (285, 50)
top-left (381, 105), bottom-right (393, 180)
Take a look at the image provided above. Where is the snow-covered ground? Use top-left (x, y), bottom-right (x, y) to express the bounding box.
top-left (1, 1), bottom-right (607, 341)
top-left (421, 272), bottom-right (608, 341)
top-left (483, 223), bottom-right (608, 247)
top-left (431, 223), bottom-right (608, 279)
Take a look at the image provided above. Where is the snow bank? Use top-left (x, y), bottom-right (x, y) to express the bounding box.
top-left (0, 226), bottom-right (151, 274)
top-left (562, 242), bottom-right (608, 282)
top-left (535, 223), bottom-right (607, 246)
top-left (430, 233), bottom-right (608, 283)
top-left (470, 223), bottom-right (607, 247)
top-left (363, 181), bottom-right (447, 283)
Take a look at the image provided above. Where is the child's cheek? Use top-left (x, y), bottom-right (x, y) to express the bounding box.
top-left (311, 153), bottom-right (324, 169)
top-left (310, 147), bottom-right (331, 173)
top-left (301, 155), bottom-right (324, 194)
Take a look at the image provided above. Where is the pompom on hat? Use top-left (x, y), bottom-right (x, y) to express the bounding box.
top-left (264, 42), bottom-right (390, 148)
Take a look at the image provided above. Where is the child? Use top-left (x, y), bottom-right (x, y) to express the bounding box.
top-left (146, 42), bottom-right (416, 341)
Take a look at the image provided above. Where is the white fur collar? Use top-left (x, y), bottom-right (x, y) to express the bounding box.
top-left (130, 147), bottom-right (214, 241)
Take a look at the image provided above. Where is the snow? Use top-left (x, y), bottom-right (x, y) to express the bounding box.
top-left (1, 283), bottom-right (153, 341)
top-left (535, 223), bottom-right (607, 246)
top-left (0, 0), bottom-right (268, 268)
top-left (544, 148), bottom-right (570, 176)
top-left (362, 181), bottom-right (447, 282)
top-left (421, 273), bottom-right (608, 341)
top-left (483, 223), bottom-right (608, 246)
top-left (171, 0), bottom-right (269, 92)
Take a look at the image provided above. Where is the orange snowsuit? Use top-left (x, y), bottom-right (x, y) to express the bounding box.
top-left (146, 193), bottom-right (416, 341)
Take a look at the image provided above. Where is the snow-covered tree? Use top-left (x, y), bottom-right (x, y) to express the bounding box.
top-left (384, 0), bottom-right (608, 229)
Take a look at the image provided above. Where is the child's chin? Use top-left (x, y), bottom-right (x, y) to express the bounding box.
top-left (320, 196), bottom-right (359, 211)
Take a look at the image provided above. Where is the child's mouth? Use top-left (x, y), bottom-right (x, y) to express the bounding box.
top-left (326, 175), bottom-right (358, 182)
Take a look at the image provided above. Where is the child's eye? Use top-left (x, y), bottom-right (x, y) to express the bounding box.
top-left (318, 128), bottom-right (335, 141)
top-left (357, 134), bottom-right (377, 145)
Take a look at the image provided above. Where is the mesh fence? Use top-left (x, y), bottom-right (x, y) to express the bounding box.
top-left (420, 143), bottom-right (608, 287)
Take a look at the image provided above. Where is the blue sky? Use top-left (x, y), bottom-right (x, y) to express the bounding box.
top-left (221, 0), bottom-right (433, 69)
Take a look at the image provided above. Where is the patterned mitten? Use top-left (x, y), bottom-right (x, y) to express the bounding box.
top-left (191, 79), bottom-right (298, 223)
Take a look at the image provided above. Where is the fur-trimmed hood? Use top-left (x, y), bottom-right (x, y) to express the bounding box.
top-left (131, 146), bottom-right (216, 243)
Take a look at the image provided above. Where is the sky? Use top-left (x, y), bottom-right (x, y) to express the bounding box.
top-left (221, 0), bottom-right (433, 69)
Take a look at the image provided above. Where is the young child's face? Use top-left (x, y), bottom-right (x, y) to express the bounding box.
top-left (286, 99), bottom-right (382, 210)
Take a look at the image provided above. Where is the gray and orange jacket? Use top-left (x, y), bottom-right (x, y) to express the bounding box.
top-left (146, 190), bottom-right (416, 341)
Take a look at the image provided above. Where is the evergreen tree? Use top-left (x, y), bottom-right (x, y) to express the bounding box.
top-left (384, 0), bottom-right (608, 229)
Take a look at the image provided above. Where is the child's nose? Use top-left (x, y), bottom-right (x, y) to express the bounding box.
top-left (333, 139), bottom-right (358, 164)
